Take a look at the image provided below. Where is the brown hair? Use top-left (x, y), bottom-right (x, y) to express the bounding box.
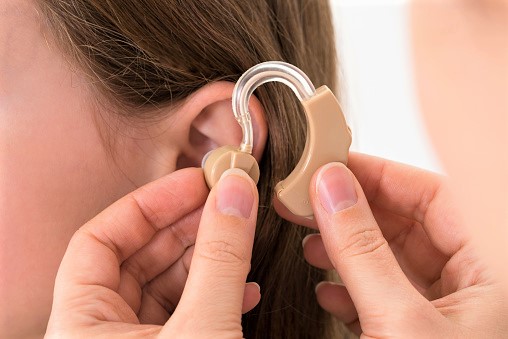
top-left (41, 0), bottom-right (346, 337)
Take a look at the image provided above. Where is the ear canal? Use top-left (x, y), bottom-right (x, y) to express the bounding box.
top-left (202, 146), bottom-right (260, 188)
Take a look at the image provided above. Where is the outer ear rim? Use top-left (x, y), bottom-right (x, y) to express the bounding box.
top-left (177, 81), bottom-right (268, 169)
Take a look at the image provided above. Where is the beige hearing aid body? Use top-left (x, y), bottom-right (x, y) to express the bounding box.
top-left (275, 86), bottom-right (351, 219)
top-left (202, 61), bottom-right (351, 219)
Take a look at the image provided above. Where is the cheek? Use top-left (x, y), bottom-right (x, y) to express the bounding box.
top-left (410, 0), bottom-right (508, 281)
top-left (0, 20), bottom-right (126, 335)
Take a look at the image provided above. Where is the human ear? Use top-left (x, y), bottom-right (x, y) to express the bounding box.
top-left (173, 81), bottom-right (267, 170)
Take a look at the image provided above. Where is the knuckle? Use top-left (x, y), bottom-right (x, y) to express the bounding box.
top-left (197, 239), bottom-right (247, 266)
top-left (339, 228), bottom-right (387, 259)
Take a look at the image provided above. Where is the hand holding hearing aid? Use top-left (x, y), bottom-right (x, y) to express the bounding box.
top-left (46, 61), bottom-right (352, 338)
top-left (214, 63), bottom-right (507, 337)
top-left (297, 154), bottom-right (508, 337)
top-left (46, 167), bottom-right (261, 338)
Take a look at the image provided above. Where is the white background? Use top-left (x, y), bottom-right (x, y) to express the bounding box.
top-left (331, 0), bottom-right (443, 172)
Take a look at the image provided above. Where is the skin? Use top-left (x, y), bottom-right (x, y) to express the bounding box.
top-left (299, 156), bottom-right (508, 337)
top-left (411, 0), bottom-right (508, 283)
top-left (0, 0), bottom-right (267, 337)
top-left (46, 168), bottom-right (261, 337)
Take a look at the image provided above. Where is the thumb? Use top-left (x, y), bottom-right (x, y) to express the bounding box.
top-left (166, 168), bottom-right (258, 335)
top-left (310, 162), bottom-right (417, 318)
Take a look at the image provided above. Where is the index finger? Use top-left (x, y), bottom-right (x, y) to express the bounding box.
top-left (56, 167), bottom-right (209, 291)
top-left (348, 152), bottom-right (466, 255)
top-left (348, 152), bottom-right (442, 223)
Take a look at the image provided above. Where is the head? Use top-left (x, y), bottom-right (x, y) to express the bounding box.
top-left (410, 0), bottom-right (508, 285)
top-left (0, 0), bottom-right (340, 337)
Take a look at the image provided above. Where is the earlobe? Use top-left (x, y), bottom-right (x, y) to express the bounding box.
top-left (175, 81), bottom-right (267, 170)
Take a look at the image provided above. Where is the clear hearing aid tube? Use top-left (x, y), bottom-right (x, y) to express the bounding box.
top-left (232, 61), bottom-right (317, 154)
top-left (230, 61), bottom-right (352, 218)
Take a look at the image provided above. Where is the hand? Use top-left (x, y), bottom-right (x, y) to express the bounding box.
top-left (45, 168), bottom-right (260, 338)
top-left (281, 153), bottom-right (508, 337)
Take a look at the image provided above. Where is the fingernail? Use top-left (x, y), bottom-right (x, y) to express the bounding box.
top-left (247, 282), bottom-right (261, 293)
top-left (302, 234), bottom-right (314, 248)
top-left (216, 168), bottom-right (254, 219)
top-left (315, 280), bottom-right (345, 294)
top-left (315, 281), bottom-right (328, 294)
top-left (317, 163), bottom-right (358, 214)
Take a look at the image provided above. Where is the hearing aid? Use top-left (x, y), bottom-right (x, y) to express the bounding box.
top-left (202, 61), bottom-right (352, 219)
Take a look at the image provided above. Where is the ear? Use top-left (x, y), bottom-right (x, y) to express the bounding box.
top-left (172, 81), bottom-right (268, 169)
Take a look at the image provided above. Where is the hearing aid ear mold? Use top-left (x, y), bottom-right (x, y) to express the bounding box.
top-left (202, 61), bottom-right (352, 219)
top-left (203, 145), bottom-right (260, 188)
